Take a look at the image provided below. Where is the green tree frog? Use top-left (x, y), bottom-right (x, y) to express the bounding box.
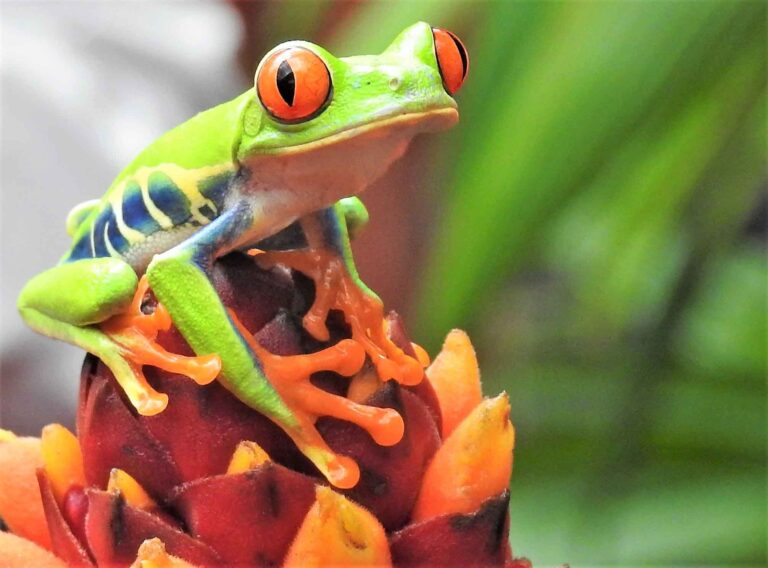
top-left (18, 22), bottom-right (468, 488)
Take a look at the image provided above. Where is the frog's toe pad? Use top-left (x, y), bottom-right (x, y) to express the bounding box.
top-left (325, 455), bottom-right (361, 490)
top-left (173, 353), bottom-right (221, 386)
top-left (130, 388), bottom-right (169, 417)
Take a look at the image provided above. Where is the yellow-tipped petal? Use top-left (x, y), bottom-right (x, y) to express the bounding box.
top-left (411, 394), bottom-right (515, 522)
top-left (40, 424), bottom-right (85, 505)
top-left (347, 366), bottom-right (381, 404)
top-left (108, 468), bottom-right (157, 510)
top-left (130, 538), bottom-right (198, 568)
top-left (425, 329), bottom-right (483, 438)
top-left (226, 440), bottom-right (271, 474)
top-left (284, 486), bottom-right (392, 568)
top-left (0, 532), bottom-right (66, 568)
top-left (0, 428), bottom-right (17, 442)
top-left (0, 435), bottom-right (50, 549)
top-left (411, 342), bottom-right (431, 368)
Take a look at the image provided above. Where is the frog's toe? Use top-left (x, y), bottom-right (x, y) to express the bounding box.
top-left (303, 312), bottom-right (331, 342)
top-left (132, 391), bottom-right (169, 417)
top-left (143, 347), bottom-right (222, 386)
top-left (111, 362), bottom-right (169, 417)
top-left (298, 382), bottom-right (405, 446)
top-left (184, 353), bottom-right (222, 385)
top-left (105, 321), bottom-right (222, 387)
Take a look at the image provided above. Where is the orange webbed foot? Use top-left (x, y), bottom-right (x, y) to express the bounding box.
top-left (253, 248), bottom-right (425, 386)
top-left (230, 311), bottom-right (405, 487)
top-left (100, 276), bottom-right (222, 401)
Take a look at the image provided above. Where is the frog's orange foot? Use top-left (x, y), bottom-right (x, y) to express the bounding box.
top-left (231, 312), bottom-right (405, 487)
top-left (254, 249), bottom-right (424, 386)
top-left (260, 339), bottom-right (404, 446)
top-left (100, 276), bottom-right (222, 415)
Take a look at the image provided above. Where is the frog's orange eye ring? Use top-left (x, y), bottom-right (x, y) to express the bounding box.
top-left (256, 47), bottom-right (331, 123)
top-left (432, 28), bottom-right (468, 95)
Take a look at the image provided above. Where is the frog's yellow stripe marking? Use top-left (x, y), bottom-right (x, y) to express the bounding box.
top-left (103, 221), bottom-right (123, 259)
top-left (109, 186), bottom-right (146, 244)
top-left (136, 172), bottom-right (174, 230)
top-left (131, 164), bottom-right (226, 228)
top-left (160, 164), bottom-right (221, 225)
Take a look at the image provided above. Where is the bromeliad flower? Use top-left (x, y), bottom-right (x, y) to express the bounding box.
top-left (0, 254), bottom-right (530, 567)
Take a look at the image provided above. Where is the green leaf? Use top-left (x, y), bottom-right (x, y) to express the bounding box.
top-left (415, 1), bottom-right (764, 344)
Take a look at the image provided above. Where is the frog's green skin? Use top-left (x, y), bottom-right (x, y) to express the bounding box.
top-left (18, 22), bottom-right (458, 479)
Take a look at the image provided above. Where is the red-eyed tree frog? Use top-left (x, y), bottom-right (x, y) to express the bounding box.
top-left (18, 22), bottom-right (468, 488)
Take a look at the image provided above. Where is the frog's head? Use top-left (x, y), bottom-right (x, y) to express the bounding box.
top-left (236, 22), bottom-right (467, 208)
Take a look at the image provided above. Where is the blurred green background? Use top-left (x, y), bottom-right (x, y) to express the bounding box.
top-left (3, 0), bottom-right (765, 565)
top-left (242, 1), bottom-right (765, 565)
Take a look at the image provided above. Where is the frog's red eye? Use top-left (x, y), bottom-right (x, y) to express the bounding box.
top-left (257, 47), bottom-right (331, 123)
top-left (432, 28), bottom-right (468, 95)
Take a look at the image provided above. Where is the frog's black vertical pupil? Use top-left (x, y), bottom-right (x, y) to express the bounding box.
top-left (276, 60), bottom-right (296, 106)
top-left (448, 32), bottom-right (468, 79)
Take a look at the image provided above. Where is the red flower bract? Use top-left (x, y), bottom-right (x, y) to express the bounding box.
top-left (2, 251), bottom-right (528, 566)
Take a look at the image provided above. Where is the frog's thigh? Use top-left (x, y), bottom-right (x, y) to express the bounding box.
top-left (18, 258), bottom-right (138, 326)
top-left (18, 258), bottom-right (166, 414)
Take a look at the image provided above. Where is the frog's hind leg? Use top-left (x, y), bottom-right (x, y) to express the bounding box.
top-left (18, 259), bottom-right (166, 414)
top-left (17, 259), bottom-right (220, 415)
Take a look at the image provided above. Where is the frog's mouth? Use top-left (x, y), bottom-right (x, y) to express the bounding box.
top-left (242, 107), bottom-right (459, 204)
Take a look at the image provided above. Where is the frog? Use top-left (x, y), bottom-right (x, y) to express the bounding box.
top-left (17, 22), bottom-right (468, 489)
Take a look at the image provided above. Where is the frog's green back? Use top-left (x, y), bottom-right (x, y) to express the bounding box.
top-left (106, 90), bottom-right (252, 193)
top-left (62, 91), bottom-right (253, 263)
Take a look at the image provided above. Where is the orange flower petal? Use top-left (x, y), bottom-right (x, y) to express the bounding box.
top-left (0, 434), bottom-right (51, 549)
top-left (425, 329), bottom-right (483, 438)
top-left (411, 394), bottom-right (515, 522)
top-left (130, 538), bottom-right (198, 568)
top-left (226, 441), bottom-right (271, 474)
top-left (41, 424), bottom-right (85, 505)
top-left (0, 531), bottom-right (66, 568)
top-left (284, 486), bottom-right (392, 567)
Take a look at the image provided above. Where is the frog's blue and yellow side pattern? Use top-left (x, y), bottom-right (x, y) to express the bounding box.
top-left (65, 166), bottom-right (233, 264)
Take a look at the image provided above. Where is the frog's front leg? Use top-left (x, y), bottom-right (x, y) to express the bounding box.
top-left (145, 203), bottom-right (293, 423)
top-left (255, 201), bottom-right (425, 386)
top-left (17, 258), bottom-right (220, 415)
top-left (145, 202), bottom-right (399, 488)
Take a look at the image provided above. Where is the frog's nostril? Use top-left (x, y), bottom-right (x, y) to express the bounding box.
top-left (388, 76), bottom-right (401, 91)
